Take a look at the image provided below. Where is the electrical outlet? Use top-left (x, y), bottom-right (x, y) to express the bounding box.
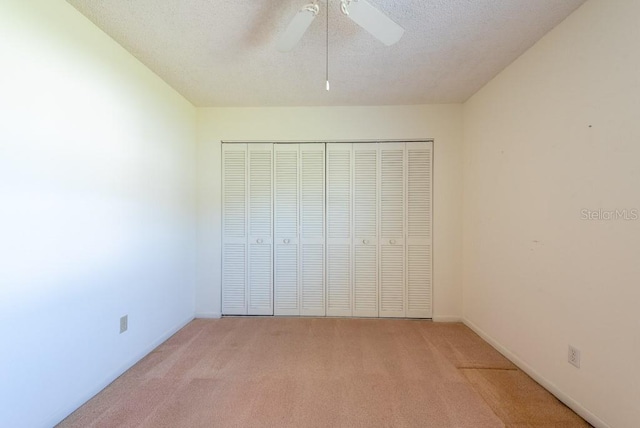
top-left (568, 345), bottom-right (580, 368)
top-left (120, 315), bottom-right (128, 334)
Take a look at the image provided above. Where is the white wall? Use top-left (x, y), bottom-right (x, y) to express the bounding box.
top-left (463, 1), bottom-right (640, 427)
top-left (197, 105), bottom-right (463, 321)
top-left (0, 1), bottom-right (197, 427)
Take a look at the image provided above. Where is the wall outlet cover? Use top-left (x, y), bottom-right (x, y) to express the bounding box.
top-left (120, 315), bottom-right (128, 334)
top-left (568, 345), bottom-right (580, 368)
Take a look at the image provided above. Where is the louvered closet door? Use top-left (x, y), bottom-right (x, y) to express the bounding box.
top-left (222, 144), bottom-right (248, 315)
top-left (247, 144), bottom-right (273, 315)
top-left (274, 144), bottom-right (300, 315)
top-left (379, 143), bottom-right (406, 318)
top-left (352, 143), bottom-right (378, 317)
top-left (326, 143), bottom-right (353, 316)
top-left (406, 142), bottom-right (433, 318)
top-left (300, 144), bottom-right (326, 316)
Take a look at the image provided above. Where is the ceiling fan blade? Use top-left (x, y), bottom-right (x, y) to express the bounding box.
top-left (344, 0), bottom-right (404, 46)
top-left (276, 5), bottom-right (319, 52)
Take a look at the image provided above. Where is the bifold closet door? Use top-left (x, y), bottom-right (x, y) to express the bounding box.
top-left (300, 144), bottom-right (326, 316)
top-left (247, 144), bottom-right (273, 315)
top-left (223, 141), bottom-right (432, 319)
top-left (273, 143), bottom-right (326, 316)
top-left (326, 143), bottom-right (353, 316)
top-left (406, 142), bottom-right (433, 318)
top-left (222, 144), bottom-right (248, 315)
top-left (222, 143), bottom-right (274, 316)
top-left (274, 144), bottom-right (300, 315)
top-left (379, 143), bottom-right (406, 317)
top-left (352, 143), bottom-right (379, 317)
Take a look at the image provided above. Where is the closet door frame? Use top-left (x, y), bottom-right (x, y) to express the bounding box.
top-left (221, 140), bottom-right (433, 320)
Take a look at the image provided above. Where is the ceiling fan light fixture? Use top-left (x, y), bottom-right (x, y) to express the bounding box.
top-left (278, 0), bottom-right (404, 53)
top-left (277, 0), bottom-right (405, 91)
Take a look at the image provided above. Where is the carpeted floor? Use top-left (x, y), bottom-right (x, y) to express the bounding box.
top-left (58, 318), bottom-right (590, 427)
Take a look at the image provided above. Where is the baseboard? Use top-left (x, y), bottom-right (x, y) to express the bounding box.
top-left (47, 315), bottom-right (194, 427)
top-left (462, 318), bottom-right (610, 428)
top-left (195, 312), bottom-right (222, 319)
top-left (197, 313), bottom-right (454, 321)
top-left (432, 315), bottom-right (462, 322)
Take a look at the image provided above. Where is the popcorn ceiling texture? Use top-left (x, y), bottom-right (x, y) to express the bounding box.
top-left (67, 0), bottom-right (585, 107)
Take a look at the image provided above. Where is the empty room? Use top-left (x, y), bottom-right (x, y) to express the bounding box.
top-left (1, 0), bottom-right (639, 427)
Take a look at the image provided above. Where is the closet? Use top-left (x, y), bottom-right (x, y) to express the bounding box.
top-left (222, 141), bottom-right (432, 318)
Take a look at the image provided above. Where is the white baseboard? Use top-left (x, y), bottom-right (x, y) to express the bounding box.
top-left (47, 315), bottom-right (194, 427)
top-left (462, 318), bottom-right (610, 428)
top-left (432, 315), bottom-right (462, 322)
top-left (195, 312), bottom-right (222, 319)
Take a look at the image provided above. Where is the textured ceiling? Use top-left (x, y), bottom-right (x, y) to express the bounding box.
top-left (67, 0), bottom-right (585, 107)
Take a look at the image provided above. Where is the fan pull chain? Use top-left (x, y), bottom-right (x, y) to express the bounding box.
top-left (326, 0), bottom-right (330, 91)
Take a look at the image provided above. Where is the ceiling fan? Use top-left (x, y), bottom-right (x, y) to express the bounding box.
top-left (276, 0), bottom-right (405, 52)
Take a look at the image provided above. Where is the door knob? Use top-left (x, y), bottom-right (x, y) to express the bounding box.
top-left (284, 239), bottom-right (290, 244)
top-left (363, 239), bottom-right (369, 245)
top-left (257, 239), bottom-right (263, 244)
top-left (390, 239), bottom-right (396, 245)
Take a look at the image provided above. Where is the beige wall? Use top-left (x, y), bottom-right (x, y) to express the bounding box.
top-left (5, 0), bottom-right (637, 425)
top-left (463, 1), bottom-right (640, 427)
top-left (0, 1), bottom-right (197, 426)
top-left (196, 105), bottom-right (463, 321)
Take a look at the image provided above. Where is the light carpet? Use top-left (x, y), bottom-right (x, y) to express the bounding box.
top-left (58, 318), bottom-right (590, 427)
